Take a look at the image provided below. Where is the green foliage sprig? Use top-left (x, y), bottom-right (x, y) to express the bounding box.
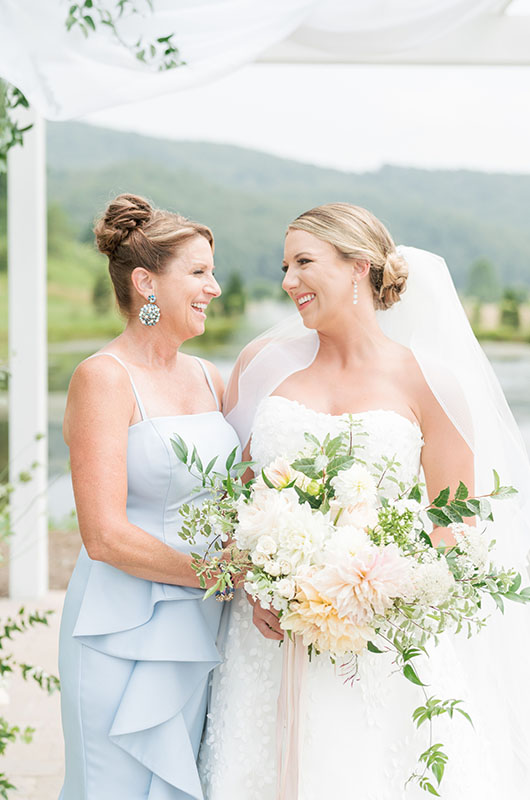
top-left (65, 1), bottom-right (185, 71)
top-left (0, 82), bottom-right (32, 174)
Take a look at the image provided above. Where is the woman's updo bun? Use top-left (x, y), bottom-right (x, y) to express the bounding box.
top-left (94, 194), bottom-right (153, 257)
top-left (288, 203), bottom-right (408, 310)
top-left (93, 193), bottom-right (213, 315)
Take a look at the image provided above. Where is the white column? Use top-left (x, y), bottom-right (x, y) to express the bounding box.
top-left (7, 106), bottom-right (48, 599)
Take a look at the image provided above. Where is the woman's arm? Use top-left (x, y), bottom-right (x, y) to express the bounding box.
top-left (416, 370), bottom-right (475, 549)
top-left (64, 357), bottom-right (206, 587)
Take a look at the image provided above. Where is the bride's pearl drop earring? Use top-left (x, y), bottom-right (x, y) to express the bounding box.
top-left (353, 280), bottom-right (358, 306)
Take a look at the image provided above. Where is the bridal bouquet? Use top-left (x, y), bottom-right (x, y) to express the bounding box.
top-left (173, 417), bottom-right (529, 796)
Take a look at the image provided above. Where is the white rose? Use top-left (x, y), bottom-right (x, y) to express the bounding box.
top-left (251, 551), bottom-right (268, 567)
top-left (264, 559), bottom-right (282, 577)
top-left (275, 577), bottom-right (296, 600)
top-left (256, 535), bottom-right (278, 556)
top-left (278, 559), bottom-right (292, 575)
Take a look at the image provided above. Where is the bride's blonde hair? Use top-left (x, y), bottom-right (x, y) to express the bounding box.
top-left (288, 203), bottom-right (408, 310)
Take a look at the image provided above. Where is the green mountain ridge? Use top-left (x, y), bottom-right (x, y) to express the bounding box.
top-left (13, 121), bottom-right (530, 289)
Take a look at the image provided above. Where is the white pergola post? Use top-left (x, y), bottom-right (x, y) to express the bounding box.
top-left (7, 106), bottom-right (48, 599)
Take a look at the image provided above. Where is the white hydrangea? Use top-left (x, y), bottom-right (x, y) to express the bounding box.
top-left (244, 571), bottom-right (275, 610)
top-left (271, 594), bottom-right (291, 613)
top-left (393, 499), bottom-right (422, 517)
top-left (451, 523), bottom-right (490, 574)
top-left (411, 558), bottom-right (456, 607)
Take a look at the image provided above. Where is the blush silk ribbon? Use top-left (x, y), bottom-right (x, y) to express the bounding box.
top-left (276, 635), bottom-right (307, 800)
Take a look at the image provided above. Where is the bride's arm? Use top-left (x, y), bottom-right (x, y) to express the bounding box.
top-left (416, 373), bottom-right (475, 549)
top-left (64, 357), bottom-right (214, 588)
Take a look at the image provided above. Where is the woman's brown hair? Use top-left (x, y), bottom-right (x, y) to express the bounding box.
top-left (94, 193), bottom-right (214, 314)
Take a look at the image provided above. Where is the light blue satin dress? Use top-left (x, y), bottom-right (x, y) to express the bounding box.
top-left (58, 353), bottom-right (240, 800)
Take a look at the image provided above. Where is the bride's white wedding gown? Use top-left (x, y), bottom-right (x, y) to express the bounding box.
top-left (199, 396), bottom-right (529, 799)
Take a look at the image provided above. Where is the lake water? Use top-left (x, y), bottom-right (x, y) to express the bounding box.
top-left (2, 338), bottom-right (530, 524)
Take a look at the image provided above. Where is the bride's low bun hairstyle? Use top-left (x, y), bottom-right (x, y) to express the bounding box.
top-left (373, 250), bottom-right (409, 310)
top-left (94, 193), bottom-right (214, 315)
top-left (288, 203), bottom-right (408, 310)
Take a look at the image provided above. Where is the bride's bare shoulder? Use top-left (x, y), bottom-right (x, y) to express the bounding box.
top-left (385, 341), bottom-right (422, 377)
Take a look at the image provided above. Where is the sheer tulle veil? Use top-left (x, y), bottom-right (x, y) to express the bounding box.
top-left (225, 245), bottom-right (530, 571)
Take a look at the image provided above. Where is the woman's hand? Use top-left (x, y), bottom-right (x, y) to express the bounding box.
top-left (246, 593), bottom-right (284, 641)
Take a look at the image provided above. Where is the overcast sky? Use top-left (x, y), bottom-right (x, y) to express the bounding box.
top-left (83, 63), bottom-right (530, 175)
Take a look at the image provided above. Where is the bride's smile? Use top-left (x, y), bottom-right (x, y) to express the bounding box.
top-left (282, 228), bottom-right (370, 332)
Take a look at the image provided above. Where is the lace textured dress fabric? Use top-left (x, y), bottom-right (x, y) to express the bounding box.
top-left (199, 396), bottom-right (529, 799)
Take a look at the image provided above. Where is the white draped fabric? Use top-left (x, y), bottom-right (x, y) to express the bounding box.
top-left (0, 0), bottom-right (510, 120)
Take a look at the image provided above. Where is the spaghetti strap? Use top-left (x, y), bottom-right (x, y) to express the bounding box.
top-left (195, 357), bottom-right (220, 411)
top-left (87, 352), bottom-right (147, 421)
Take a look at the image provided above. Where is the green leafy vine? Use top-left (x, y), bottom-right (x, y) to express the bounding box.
top-left (65, 0), bottom-right (185, 71)
top-left (0, 82), bottom-right (32, 175)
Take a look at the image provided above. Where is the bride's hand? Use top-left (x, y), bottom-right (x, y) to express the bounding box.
top-left (246, 593), bottom-right (284, 641)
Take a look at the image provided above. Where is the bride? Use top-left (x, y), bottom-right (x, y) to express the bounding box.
top-left (199, 204), bottom-right (530, 799)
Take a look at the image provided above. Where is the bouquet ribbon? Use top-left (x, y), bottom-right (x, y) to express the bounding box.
top-left (277, 635), bottom-right (307, 800)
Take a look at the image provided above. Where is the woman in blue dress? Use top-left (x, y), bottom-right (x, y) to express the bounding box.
top-left (58, 193), bottom-right (240, 800)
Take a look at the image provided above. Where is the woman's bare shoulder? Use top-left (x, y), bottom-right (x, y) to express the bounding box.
top-left (64, 354), bottom-right (135, 443)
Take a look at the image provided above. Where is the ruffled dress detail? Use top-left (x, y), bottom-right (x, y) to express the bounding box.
top-left (58, 356), bottom-right (240, 800)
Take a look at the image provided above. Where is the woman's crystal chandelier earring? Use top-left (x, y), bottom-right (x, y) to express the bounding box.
top-left (353, 280), bottom-right (359, 306)
top-left (139, 294), bottom-right (161, 326)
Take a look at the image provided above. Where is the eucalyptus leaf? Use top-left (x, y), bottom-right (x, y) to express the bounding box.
top-left (170, 435), bottom-right (188, 464)
top-left (225, 446), bottom-right (238, 472)
top-left (204, 456), bottom-right (218, 475)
